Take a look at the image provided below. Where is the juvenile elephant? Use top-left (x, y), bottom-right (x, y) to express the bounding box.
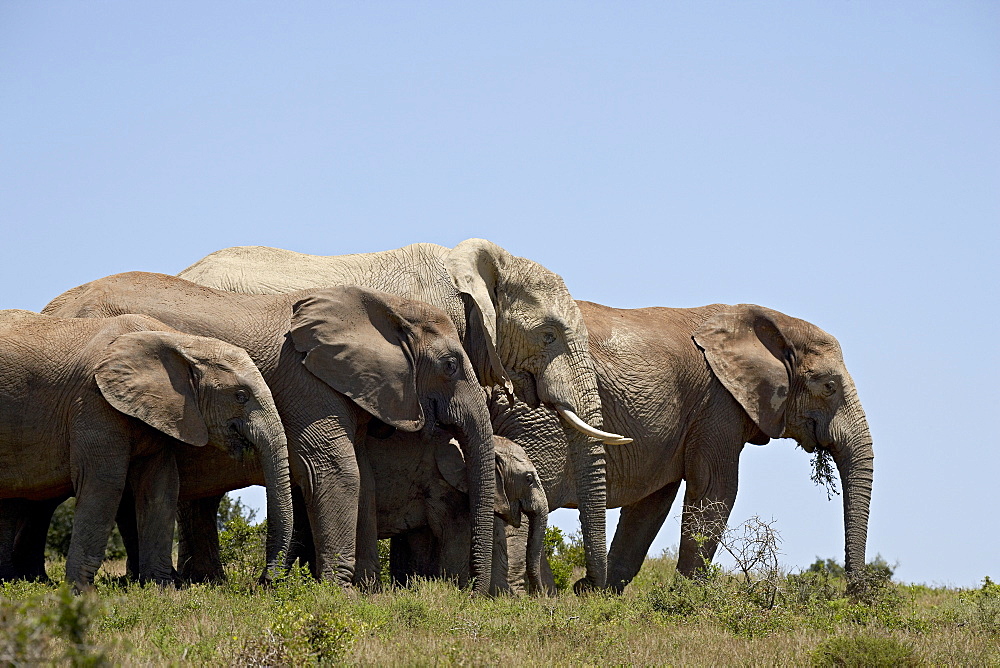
top-left (0, 312), bottom-right (293, 590)
top-left (492, 302), bottom-right (874, 592)
top-left (43, 274), bottom-right (497, 594)
top-left (369, 434), bottom-right (547, 595)
top-left (177, 239), bottom-right (629, 589)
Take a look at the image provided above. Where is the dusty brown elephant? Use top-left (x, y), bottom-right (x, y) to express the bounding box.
top-left (492, 302), bottom-right (874, 592)
top-left (0, 312), bottom-right (293, 590)
top-left (43, 274), bottom-right (498, 594)
top-left (177, 239), bottom-right (628, 589)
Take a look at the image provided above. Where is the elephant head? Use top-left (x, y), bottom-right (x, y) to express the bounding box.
top-left (693, 305), bottom-right (874, 578)
top-left (446, 239), bottom-right (628, 587)
top-left (288, 286), bottom-right (496, 595)
top-left (436, 435), bottom-right (548, 595)
top-left (94, 329), bottom-right (293, 581)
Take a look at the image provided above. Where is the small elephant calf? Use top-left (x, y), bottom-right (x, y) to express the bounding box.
top-left (366, 433), bottom-right (548, 595)
top-left (0, 312), bottom-right (293, 589)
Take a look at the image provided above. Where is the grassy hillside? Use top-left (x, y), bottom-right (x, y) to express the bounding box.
top-left (2, 547), bottom-right (998, 666)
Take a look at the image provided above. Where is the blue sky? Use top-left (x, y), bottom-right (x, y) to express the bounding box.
top-left (2, 2), bottom-right (997, 587)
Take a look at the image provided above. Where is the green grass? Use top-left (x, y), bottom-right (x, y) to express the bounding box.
top-left (2, 552), bottom-right (998, 666)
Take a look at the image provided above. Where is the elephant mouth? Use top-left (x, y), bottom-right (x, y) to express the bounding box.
top-left (226, 421), bottom-right (255, 461)
top-left (799, 416), bottom-right (834, 453)
top-left (508, 369), bottom-right (540, 409)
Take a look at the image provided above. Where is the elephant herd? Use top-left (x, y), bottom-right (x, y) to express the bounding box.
top-left (0, 239), bottom-right (874, 596)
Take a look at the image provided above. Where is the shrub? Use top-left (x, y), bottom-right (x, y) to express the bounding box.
top-left (955, 576), bottom-right (1000, 635)
top-left (238, 602), bottom-right (356, 665)
top-left (811, 633), bottom-right (922, 667)
top-left (543, 527), bottom-right (585, 591)
top-left (216, 493), bottom-right (258, 532)
top-left (219, 516), bottom-right (268, 584)
top-left (809, 557), bottom-right (847, 579)
top-left (0, 583), bottom-right (107, 666)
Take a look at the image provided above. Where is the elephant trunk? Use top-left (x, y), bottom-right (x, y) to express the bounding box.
top-left (535, 342), bottom-right (609, 590)
top-left (445, 381), bottom-right (496, 596)
top-left (828, 383), bottom-right (874, 580)
top-left (245, 406), bottom-right (294, 583)
top-left (523, 487), bottom-right (549, 595)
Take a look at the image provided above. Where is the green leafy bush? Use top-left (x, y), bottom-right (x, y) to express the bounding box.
top-left (811, 633), bottom-right (922, 667)
top-left (955, 576), bottom-right (1000, 635)
top-left (219, 516), bottom-right (268, 584)
top-left (543, 527), bottom-right (586, 591)
top-left (0, 583), bottom-right (107, 666)
top-left (238, 602), bottom-right (356, 665)
top-left (216, 493), bottom-right (258, 531)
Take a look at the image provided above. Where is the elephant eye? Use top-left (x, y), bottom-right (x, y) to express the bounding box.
top-left (235, 389), bottom-right (250, 404)
top-left (444, 358), bottom-right (460, 377)
top-left (822, 380), bottom-right (837, 397)
top-left (542, 331), bottom-right (556, 345)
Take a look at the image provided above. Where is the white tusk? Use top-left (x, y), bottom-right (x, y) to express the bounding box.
top-left (557, 408), bottom-right (634, 445)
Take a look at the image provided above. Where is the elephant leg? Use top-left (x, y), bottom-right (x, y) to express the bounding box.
top-left (301, 464), bottom-right (360, 587)
top-left (436, 526), bottom-right (471, 587)
top-left (67, 474), bottom-right (127, 590)
top-left (13, 497), bottom-right (65, 582)
top-left (388, 534), bottom-right (412, 587)
top-left (607, 480), bottom-right (683, 593)
top-left (289, 487), bottom-right (317, 577)
top-left (676, 448), bottom-right (741, 578)
top-left (0, 500), bottom-right (25, 581)
top-left (128, 449), bottom-right (179, 585)
top-left (176, 496), bottom-right (225, 583)
top-left (116, 489), bottom-right (142, 579)
top-left (0, 498), bottom-right (58, 582)
top-left (352, 437), bottom-right (381, 591)
top-left (390, 530), bottom-right (439, 587)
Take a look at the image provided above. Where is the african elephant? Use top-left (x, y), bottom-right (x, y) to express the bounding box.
top-left (43, 274), bottom-right (497, 594)
top-left (177, 239), bottom-right (628, 589)
top-left (491, 302), bottom-right (874, 592)
top-left (369, 433), bottom-right (547, 595)
top-left (0, 312), bottom-right (293, 590)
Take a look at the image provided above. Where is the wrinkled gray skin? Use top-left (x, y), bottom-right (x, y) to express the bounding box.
top-left (177, 239), bottom-right (621, 589)
top-left (495, 302), bottom-right (874, 593)
top-left (43, 274), bottom-right (496, 594)
top-left (0, 312), bottom-right (292, 590)
top-left (370, 433), bottom-right (547, 595)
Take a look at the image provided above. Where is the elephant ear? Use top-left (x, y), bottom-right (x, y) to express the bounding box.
top-left (95, 330), bottom-right (210, 447)
top-left (693, 305), bottom-right (796, 439)
top-left (435, 439), bottom-right (468, 494)
top-left (492, 451), bottom-right (516, 526)
top-left (435, 439), bottom-right (513, 521)
top-left (444, 239), bottom-right (514, 393)
top-left (289, 286), bottom-right (424, 431)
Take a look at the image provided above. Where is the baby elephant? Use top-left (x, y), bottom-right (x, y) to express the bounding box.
top-left (369, 433), bottom-right (548, 595)
top-left (0, 312), bottom-right (293, 590)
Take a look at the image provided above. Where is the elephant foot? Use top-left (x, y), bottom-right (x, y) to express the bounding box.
top-left (572, 576), bottom-right (607, 596)
top-left (606, 575), bottom-right (630, 595)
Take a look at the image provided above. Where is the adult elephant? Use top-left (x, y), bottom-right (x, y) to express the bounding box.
top-left (492, 302), bottom-right (874, 593)
top-left (43, 274), bottom-right (498, 594)
top-left (177, 239), bottom-right (628, 589)
top-left (371, 433), bottom-right (548, 595)
top-left (0, 312), bottom-right (293, 589)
